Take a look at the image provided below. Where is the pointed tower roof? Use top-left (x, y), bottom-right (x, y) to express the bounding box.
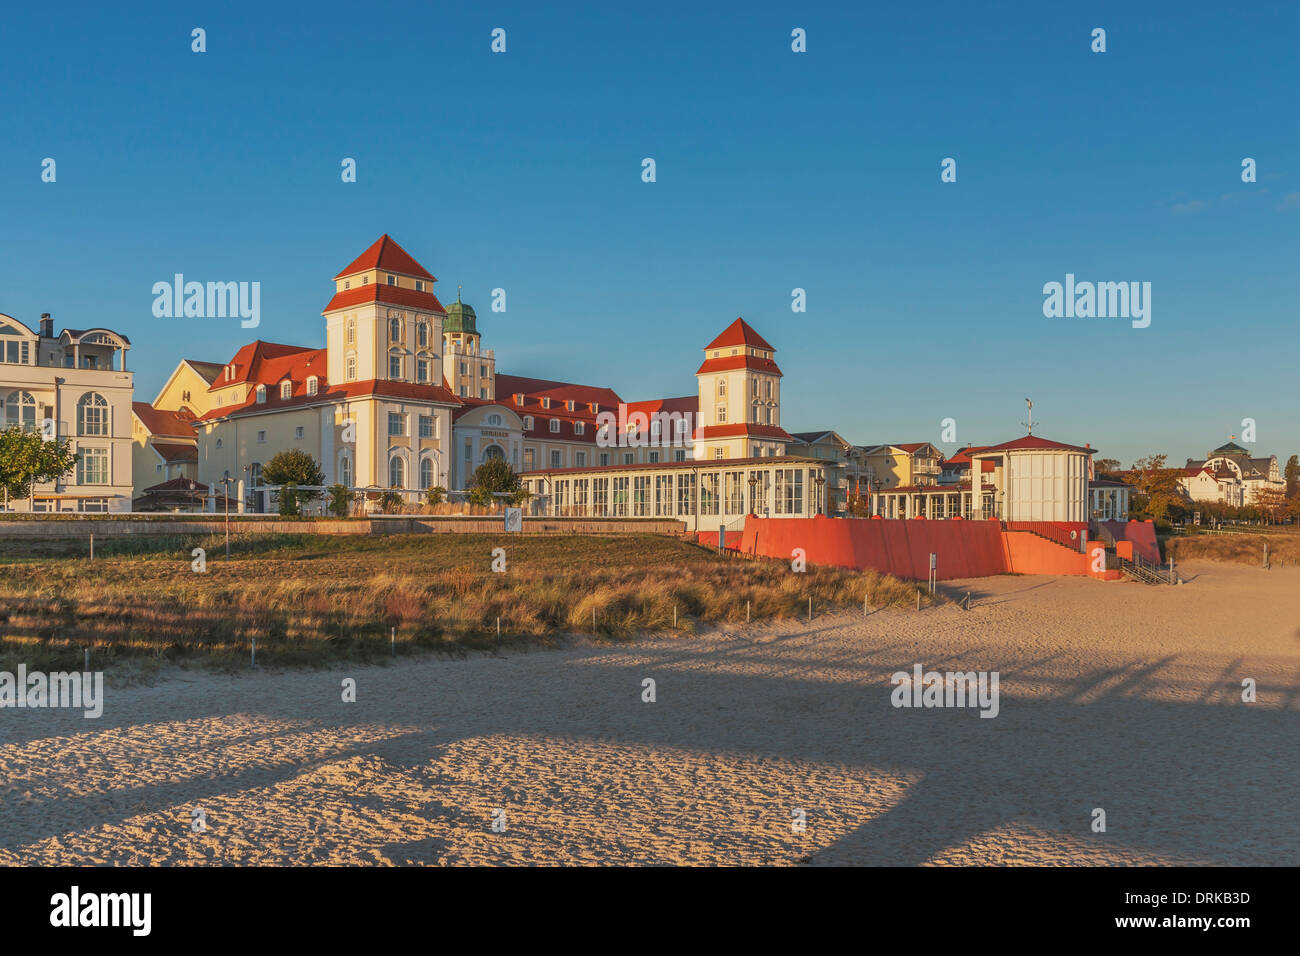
top-left (334, 234), bottom-right (435, 281)
top-left (705, 317), bottom-right (775, 351)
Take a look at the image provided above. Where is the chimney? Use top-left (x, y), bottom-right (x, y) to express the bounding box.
top-left (39, 313), bottom-right (53, 337)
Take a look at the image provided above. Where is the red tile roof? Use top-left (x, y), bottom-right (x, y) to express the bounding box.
top-left (151, 442), bottom-right (198, 463)
top-left (494, 374), bottom-right (623, 412)
top-left (696, 354), bottom-right (783, 376)
top-left (132, 402), bottom-right (198, 438)
top-left (696, 423), bottom-right (793, 442)
top-left (323, 283), bottom-right (446, 315)
top-left (975, 434), bottom-right (1096, 455)
top-left (334, 234), bottom-right (435, 281)
top-left (705, 318), bottom-right (774, 351)
top-left (623, 396), bottom-right (698, 418)
top-left (197, 374), bottom-right (459, 423)
top-left (206, 341), bottom-right (317, 391)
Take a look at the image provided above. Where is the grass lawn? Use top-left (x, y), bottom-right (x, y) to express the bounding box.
top-left (0, 533), bottom-right (932, 675)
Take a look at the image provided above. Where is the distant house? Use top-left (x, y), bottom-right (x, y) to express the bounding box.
top-left (1183, 441), bottom-right (1282, 505)
top-left (861, 443), bottom-right (943, 489)
top-left (787, 430), bottom-right (859, 512)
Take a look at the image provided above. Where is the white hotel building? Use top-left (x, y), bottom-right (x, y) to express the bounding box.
top-left (0, 312), bottom-right (134, 512)
top-left (124, 235), bottom-right (836, 522)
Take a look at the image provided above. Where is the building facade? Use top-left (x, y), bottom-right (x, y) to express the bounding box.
top-left (1, 312), bottom-right (134, 512)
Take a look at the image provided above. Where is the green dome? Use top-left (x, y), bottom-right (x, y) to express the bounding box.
top-left (444, 291), bottom-right (477, 335)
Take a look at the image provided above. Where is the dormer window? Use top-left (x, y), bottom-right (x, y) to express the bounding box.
top-left (280, 381), bottom-right (292, 400)
top-left (575, 422), bottom-right (585, 436)
top-left (588, 402), bottom-right (598, 413)
top-left (307, 376), bottom-right (319, 396)
top-left (344, 280), bottom-right (351, 290)
top-left (523, 416), bottom-right (534, 430)
top-left (362, 276), bottom-right (368, 284)
top-left (415, 280), bottom-right (424, 292)
top-left (541, 397), bottom-right (551, 409)
top-left (514, 393), bottom-right (524, 406)
top-left (256, 385), bottom-right (267, 403)
top-left (549, 419), bottom-right (560, 433)
top-left (387, 274), bottom-right (396, 286)
top-left (565, 399), bottom-right (575, 411)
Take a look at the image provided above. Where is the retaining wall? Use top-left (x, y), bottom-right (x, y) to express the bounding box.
top-left (0, 516), bottom-right (684, 538)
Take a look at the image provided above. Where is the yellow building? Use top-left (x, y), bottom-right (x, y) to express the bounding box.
top-left (861, 443), bottom-right (943, 489)
top-left (692, 318), bottom-right (793, 460)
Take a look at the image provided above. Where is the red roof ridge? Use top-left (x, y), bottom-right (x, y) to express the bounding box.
top-left (334, 235), bottom-right (435, 281)
top-left (704, 317), bottom-right (775, 352)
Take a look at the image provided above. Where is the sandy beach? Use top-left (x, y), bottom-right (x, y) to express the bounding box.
top-left (2, 560), bottom-right (1296, 866)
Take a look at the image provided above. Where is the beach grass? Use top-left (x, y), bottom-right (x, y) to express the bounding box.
top-left (0, 533), bottom-right (934, 674)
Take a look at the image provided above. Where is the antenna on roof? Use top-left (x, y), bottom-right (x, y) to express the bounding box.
top-left (1021, 398), bottom-right (1034, 435)
top-left (457, 284), bottom-right (462, 303)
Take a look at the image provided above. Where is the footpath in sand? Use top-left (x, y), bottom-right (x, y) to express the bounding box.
top-left (1, 561), bottom-right (1296, 865)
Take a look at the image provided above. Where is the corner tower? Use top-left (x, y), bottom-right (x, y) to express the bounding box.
top-left (322, 235), bottom-right (447, 387)
top-left (442, 288), bottom-right (495, 400)
top-left (694, 317), bottom-right (791, 460)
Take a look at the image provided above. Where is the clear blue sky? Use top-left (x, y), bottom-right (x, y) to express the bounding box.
top-left (2, 0), bottom-right (1296, 468)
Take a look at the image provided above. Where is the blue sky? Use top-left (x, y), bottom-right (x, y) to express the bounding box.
top-left (2, 0), bottom-right (1297, 467)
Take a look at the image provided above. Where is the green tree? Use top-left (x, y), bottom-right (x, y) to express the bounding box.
top-left (261, 450), bottom-right (325, 502)
top-left (278, 482), bottom-right (300, 516)
top-left (1284, 454), bottom-right (1299, 500)
top-left (467, 458), bottom-right (528, 507)
top-left (1125, 454), bottom-right (1187, 526)
top-left (424, 485), bottom-right (447, 506)
top-left (0, 427), bottom-right (79, 504)
top-left (378, 490), bottom-right (404, 514)
top-left (326, 483), bottom-right (354, 517)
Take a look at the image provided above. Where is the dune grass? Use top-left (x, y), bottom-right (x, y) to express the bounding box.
top-left (0, 533), bottom-right (934, 675)
top-left (1168, 529), bottom-right (1300, 566)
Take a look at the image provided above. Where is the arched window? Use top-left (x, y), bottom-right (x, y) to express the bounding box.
top-left (338, 452), bottom-right (352, 488)
top-left (389, 317), bottom-right (401, 342)
top-left (280, 381), bottom-right (292, 400)
top-left (486, 414), bottom-right (502, 427)
top-left (483, 445), bottom-right (505, 462)
top-left (389, 456), bottom-right (405, 489)
top-left (3, 390), bottom-right (36, 431)
top-left (345, 318), bottom-right (355, 345)
top-left (77, 392), bottom-right (109, 436)
top-left (417, 322), bottom-right (428, 348)
top-left (420, 457), bottom-right (434, 489)
top-left (256, 385), bottom-right (267, 403)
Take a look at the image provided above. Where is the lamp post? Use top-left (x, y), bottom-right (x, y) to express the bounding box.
top-left (748, 472), bottom-right (760, 515)
top-left (813, 473), bottom-right (826, 515)
top-left (219, 475), bottom-right (234, 559)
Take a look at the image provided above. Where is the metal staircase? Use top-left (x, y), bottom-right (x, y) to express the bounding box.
top-left (1113, 552), bottom-right (1180, 586)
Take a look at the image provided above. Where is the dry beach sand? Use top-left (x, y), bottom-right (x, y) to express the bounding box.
top-left (1, 560), bottom-right (1296, 866)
